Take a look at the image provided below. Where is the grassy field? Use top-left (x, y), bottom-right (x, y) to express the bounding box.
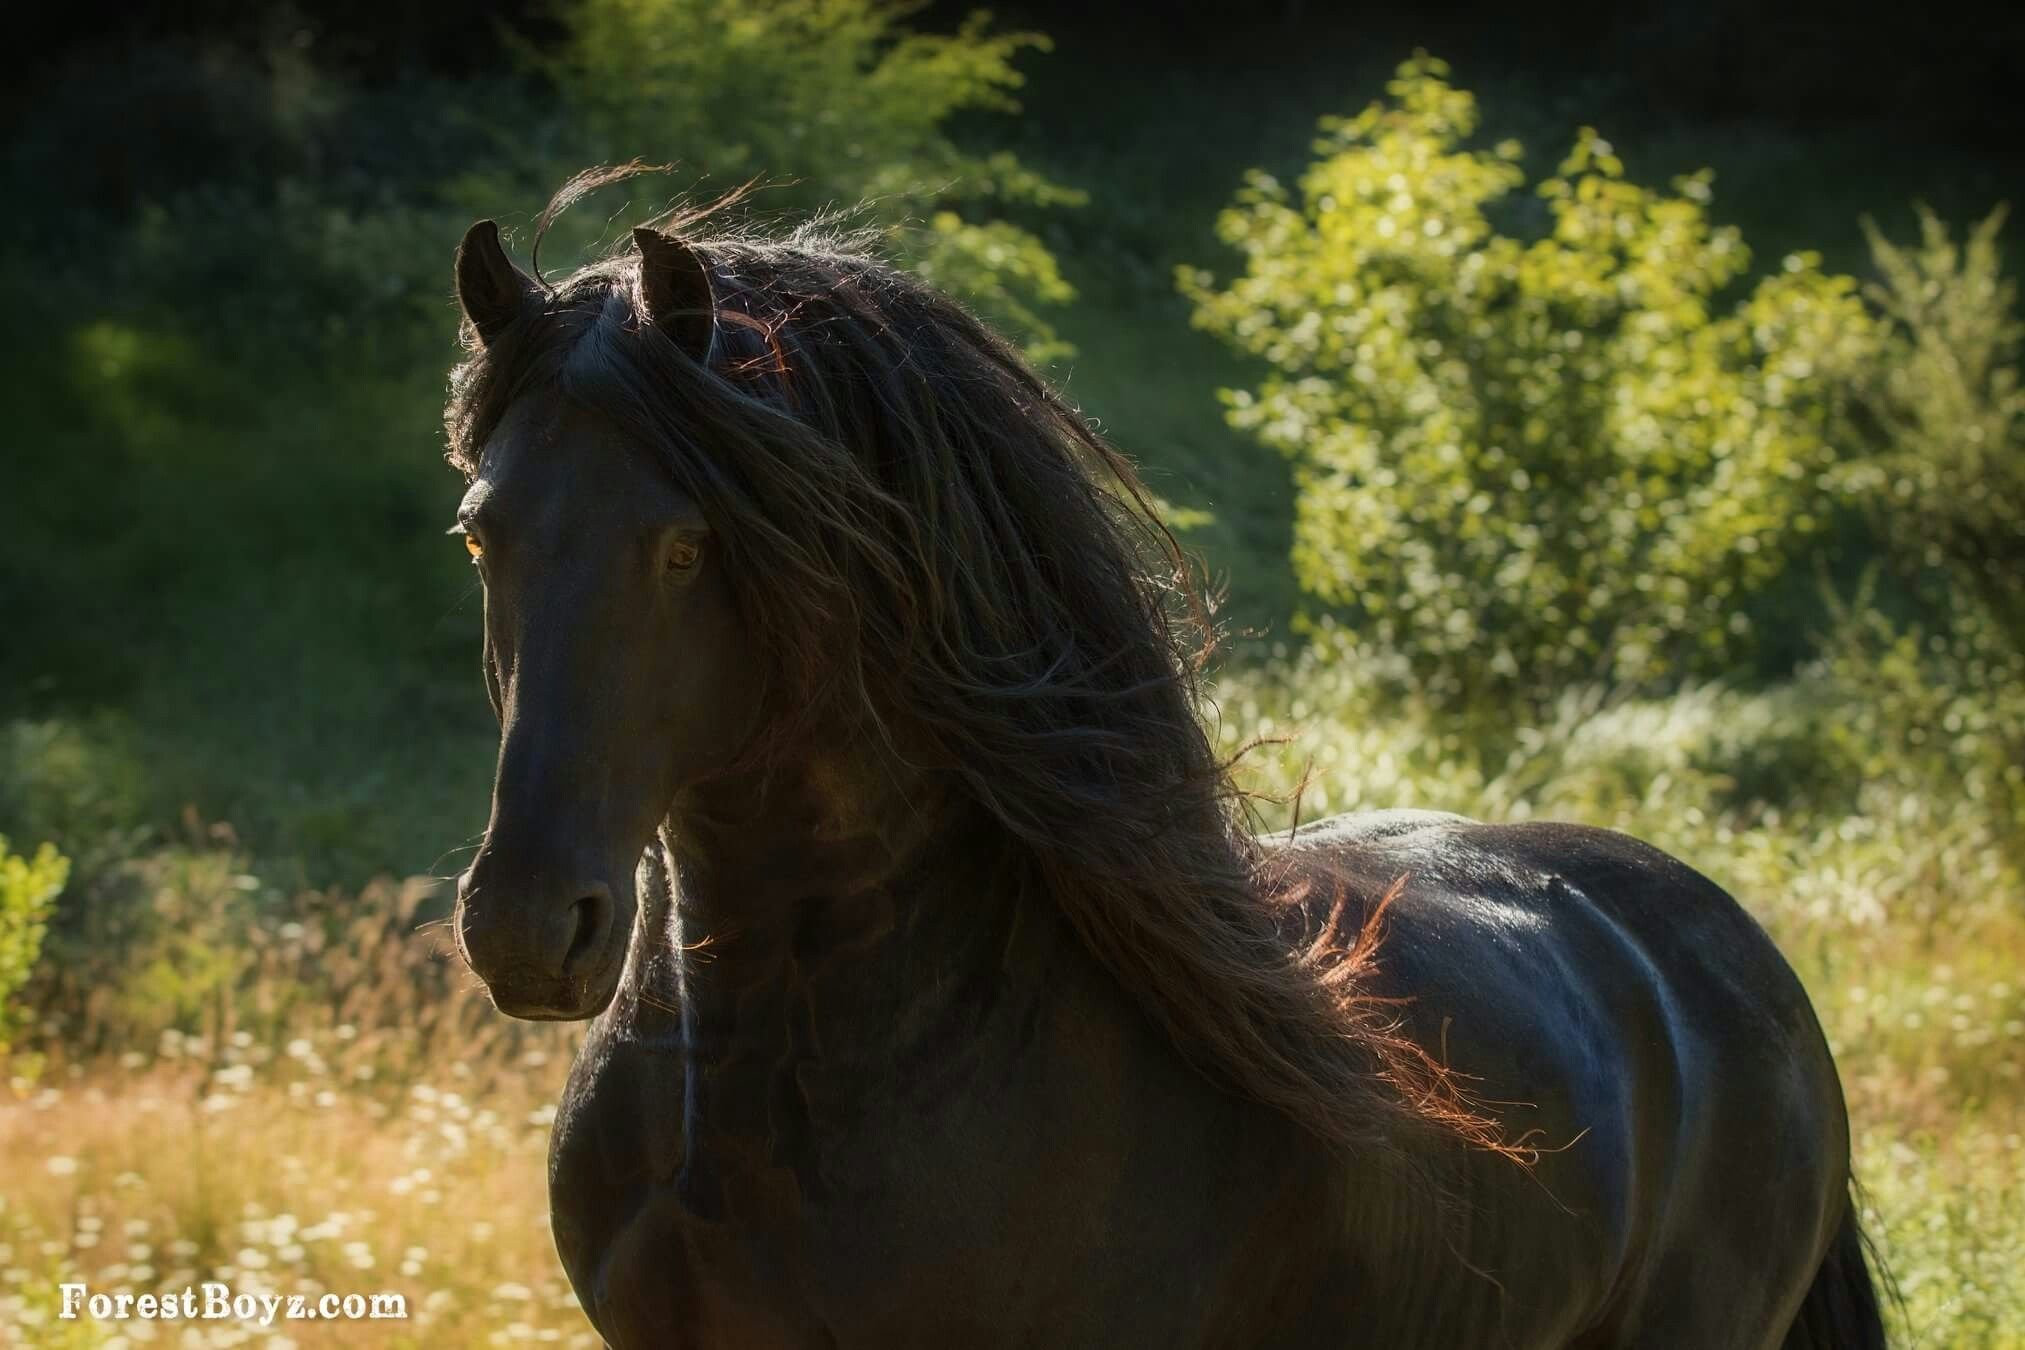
top-left (4, 660), bottom-right (2021, 1345)
top-left (4, 668), bottom-right (2022, 1345)
top-left (3, 1047), bottom-right (581, 1346)
top-left (3, 21), bottom-right (2023, 1347)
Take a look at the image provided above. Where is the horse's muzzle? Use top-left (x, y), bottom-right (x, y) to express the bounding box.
top-left (454, 864), bottom-right (627, 1020)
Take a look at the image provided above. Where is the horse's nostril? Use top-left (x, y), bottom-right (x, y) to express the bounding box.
top-left (563, 891), bottom-right (610, 974)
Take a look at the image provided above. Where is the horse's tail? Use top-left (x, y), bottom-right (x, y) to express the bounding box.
top-left (1781, 1194), bottom-right (1887, 1350)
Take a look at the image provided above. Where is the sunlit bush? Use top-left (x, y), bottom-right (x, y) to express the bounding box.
top-left (0, 838), bottom-right (67, 1056)
top-left (1182, 53), bottom-right (1881, 708)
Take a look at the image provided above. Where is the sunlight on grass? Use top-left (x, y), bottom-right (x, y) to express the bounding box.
top-left (1, 1037), bottom-right (587, 1346)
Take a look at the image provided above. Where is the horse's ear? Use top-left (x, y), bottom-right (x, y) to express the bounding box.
top-left (632, 227), bottom-right (717, 362)
top-left (455, 220), bottom-right (536, 345)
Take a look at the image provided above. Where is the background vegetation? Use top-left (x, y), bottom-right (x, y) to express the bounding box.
top-left (2, 1), bottom-right (2020, 1343)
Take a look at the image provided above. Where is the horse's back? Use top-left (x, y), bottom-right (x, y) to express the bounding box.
top-left (1275, 810), bottom-right (1852, 1347)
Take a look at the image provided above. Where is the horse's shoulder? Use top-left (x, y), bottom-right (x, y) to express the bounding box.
top-left (1270, 807), bottom-right (1476, 852)
top-left (1263, 811), bottom-right (1768, 1030)
top-left (1269, 811), bottom-right (1816, 1093)
top-left (1271, 810), bottom-right (1731, 915)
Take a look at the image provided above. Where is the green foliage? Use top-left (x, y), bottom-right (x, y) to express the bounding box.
top-left (0, 837), bottom-right (68, 1054)
top-left (1813, 206), bottom-right (2025, 866)
top-left (1182, 54), bottom-right (1882, 708)
top-left (1811, 598), bottom-right (2025, 869)
top-left (0, 720), bottom-right (150, 873)
top-left (1837, 205), bottom-right (2025, 640)
top-left (527, 0), bottom-right (1083, 357)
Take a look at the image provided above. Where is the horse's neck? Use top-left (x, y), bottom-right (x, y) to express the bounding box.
top-left (603, 836), bottom-right (689, 1049)
top-left (610, 755), bottom-right (1052, 1137)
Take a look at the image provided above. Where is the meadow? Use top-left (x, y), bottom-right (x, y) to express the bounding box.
top-left (3, 4), bottom-right (2021, 1345)
top-left (5, 661), bottom-right (2021, 1346)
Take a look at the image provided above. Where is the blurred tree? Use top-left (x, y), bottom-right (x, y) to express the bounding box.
top-left (1182, 54), bottom-right (1881, 710)
top-left (1838, 206), bottom-right (2025, 644)
top-left (509, 0), bottom-right (1083, 358)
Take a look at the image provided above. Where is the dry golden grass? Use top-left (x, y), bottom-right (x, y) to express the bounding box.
top-left (2, 865), bottom-right (595, 1346)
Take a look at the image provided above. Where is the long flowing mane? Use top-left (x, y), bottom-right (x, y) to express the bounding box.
top-left (444, 172), bottom-right (1512, 1159)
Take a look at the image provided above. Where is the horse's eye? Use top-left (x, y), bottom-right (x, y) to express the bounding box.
top-left (668, 537), bottom-right (702, 572)
top-left (464, 534), bottom-right (484, 561)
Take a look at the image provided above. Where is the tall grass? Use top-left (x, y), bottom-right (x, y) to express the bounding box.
top-left (0, 833), bottom-right (584, 1345)
top-left (3, 1050), bottom-right (583, 1346)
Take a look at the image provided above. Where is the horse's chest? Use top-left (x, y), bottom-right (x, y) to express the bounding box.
top-left (546, 1032), bottom-right (841, 1346)
top-left (543, 972), bottom-right (1355, 1348)
top-left (552, 1027), bottom-right (1015, 1347)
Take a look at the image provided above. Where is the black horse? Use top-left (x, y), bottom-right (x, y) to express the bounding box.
top-left (442, 175), bottom-right (1884, 1348)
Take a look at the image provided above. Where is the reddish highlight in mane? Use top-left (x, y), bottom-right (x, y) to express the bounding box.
top-left (1305, 875), bottom-right (1535, 1161)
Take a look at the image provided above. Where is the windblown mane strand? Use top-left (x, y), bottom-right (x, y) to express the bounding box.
top-left (444, 182), bottom-right (1515, 1160)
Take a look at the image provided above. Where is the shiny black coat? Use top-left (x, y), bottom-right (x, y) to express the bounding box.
top-left (546, 810), bottom-right (1877, 1349)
